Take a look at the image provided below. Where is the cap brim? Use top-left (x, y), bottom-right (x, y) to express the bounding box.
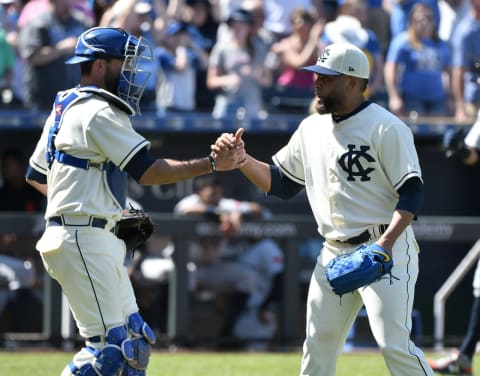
top-left (65, 56), bottom-right (95, 64)
top-left (300, 65), bottom-right (342, 76)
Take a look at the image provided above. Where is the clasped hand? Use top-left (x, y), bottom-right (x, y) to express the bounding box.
top-left (211, 128), bottom-right (246, 170)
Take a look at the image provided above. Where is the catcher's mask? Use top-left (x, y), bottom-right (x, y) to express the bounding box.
top-left (65, 27), bottom-right (152, 114)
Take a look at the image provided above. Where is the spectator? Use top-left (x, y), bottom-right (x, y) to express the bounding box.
top-left (154, 20), bottom-right (209, 115)
top-left (322, 0), bottom-right (384, 100)
top-left (1, 0), bottom-right (27, 108)
top-left (450, 0), bottom-right (480, 122)
top-left (206, 7), bottom-right (272, 120)
top-left (99, 0), bottom-right (136, 29)
top-left (264, 7), bottom-right (323, 112)
top-left (174, 175), bottom-right (284, 346)
top-left (179, 0), bottom-right (219, 111)
top-left (364, 0), bottom-right (391, 56)
top-left (438, 0), bottom-right (471, 42)
top-left (384, 2), bottom-right (452, 116)
top-left (389, 0), bottom-right (440, 38)
top-left (243, 0), bottom-right (274, 47)
top-left (262, 0), bottom-right (322, 40)
top-left (0, 25), bottom-right (16, 108)
top-left (18, 0), bottom-right (90, 111)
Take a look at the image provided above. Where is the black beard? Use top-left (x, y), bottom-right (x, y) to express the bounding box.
top-left (105, 66), bottom-right (121, 95)
top-left (315, 97), bottom-right (332, 114)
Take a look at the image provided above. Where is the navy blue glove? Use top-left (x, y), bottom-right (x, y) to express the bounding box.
top-left (325, 244), bottom-right (394, 297)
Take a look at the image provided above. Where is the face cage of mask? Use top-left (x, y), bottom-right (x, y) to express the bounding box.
top-left (118, 36), bottom-right (153, 115)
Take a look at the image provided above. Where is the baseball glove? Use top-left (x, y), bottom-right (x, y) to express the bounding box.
top-left (325, 244), bottom-right (394, 297)
top-left (116, 208), bottom-right (154, 252)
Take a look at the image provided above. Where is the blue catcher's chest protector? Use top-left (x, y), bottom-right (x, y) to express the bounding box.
top-left (46, 86), bottom-right (127, 208)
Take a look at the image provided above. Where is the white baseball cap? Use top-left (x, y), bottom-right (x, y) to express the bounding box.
top-left (301, 42), bottom-right (370, 79)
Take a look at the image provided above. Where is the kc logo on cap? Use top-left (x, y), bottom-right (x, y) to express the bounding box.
top-left (301, 42), bottom-right (370, 79)
top-left (318, 49), bottom-right (330, 63)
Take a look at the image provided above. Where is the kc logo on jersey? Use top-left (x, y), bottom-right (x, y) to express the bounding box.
top-left (338, 144), bottom-right (375, 181)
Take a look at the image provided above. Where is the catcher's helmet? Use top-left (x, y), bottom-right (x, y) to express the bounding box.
top-left (66, 27), bottom-right (135, 64)
top-left (66, 27), bottom-right (152, 114)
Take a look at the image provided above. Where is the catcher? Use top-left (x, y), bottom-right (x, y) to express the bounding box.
top-left (25, 27), bottom-right (245, 376)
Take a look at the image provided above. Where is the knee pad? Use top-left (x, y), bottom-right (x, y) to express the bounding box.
top-left (124, 312), bottom-right (156, 371)
top-left (127, 312), bottom-right (156, 344)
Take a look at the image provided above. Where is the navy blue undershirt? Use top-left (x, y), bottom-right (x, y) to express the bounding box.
top-left (124, 146), bottom-right (156, 182)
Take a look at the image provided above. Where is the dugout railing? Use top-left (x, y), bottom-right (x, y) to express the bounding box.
top-left (1, 213), bottom-right (480, 348)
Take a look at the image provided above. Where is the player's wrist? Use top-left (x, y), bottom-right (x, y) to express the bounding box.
top-left (207, 155), bottom-right (217, 173)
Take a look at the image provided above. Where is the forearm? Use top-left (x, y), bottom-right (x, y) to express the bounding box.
top-left (239, 154), bottom-right (272, 192)
top-left (139, 157), bottom-right (213, 185)
top-left (26, 178), bottom-right (48, 196)
top-left (452, 67), bottom-right (465, 110)
top-left (383, 62), bottom-right (401, 99)
top-left (376, 209), bottom-right (414, 251)
top-left (29, 46), bottom-right (69, 66)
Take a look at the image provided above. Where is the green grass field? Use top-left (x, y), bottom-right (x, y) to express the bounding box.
top-left (0, 350), bottom-right (474, 375)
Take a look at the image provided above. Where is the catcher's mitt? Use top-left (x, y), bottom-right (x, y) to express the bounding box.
top-left (325, 244), bottom-right (395, 297)
top-left (116, 209), bottom-right (154, 252)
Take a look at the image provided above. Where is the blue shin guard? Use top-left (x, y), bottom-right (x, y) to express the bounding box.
top-left (124, 312), bottom-right (156, 372)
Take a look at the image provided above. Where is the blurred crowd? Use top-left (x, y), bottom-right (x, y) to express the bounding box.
top-left (0, 0), bottom-right (479, 121)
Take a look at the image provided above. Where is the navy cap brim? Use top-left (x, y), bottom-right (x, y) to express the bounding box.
top-left (300, 64), bottom-right (341, 76)
top-left (65, 55), bottom-right (96, 64)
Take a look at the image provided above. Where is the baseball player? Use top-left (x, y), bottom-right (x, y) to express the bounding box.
top-left (25, 27), bottom-right (245, 375)
top-left (213, 42), bottom-right (433, 375)
top-left (427, 108), bottom-right (480, 376)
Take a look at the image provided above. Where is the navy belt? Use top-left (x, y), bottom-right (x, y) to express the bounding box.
top-left (47, 216), bottom-right (109, 230)
top-left (337, 224), bottom-right (388, 246)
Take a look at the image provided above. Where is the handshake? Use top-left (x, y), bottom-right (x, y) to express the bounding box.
top-left (209, 128), bottom-right (247, 171)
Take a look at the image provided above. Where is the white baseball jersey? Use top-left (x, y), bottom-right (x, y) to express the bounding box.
top-left (29, 88), bottom-right (150, 222)
top-left (30, 88), bottom-right (150, 341)
top-left (274, 102), bottom-right (433, 376)
top-left (272, 102), bottom-right (422, 242)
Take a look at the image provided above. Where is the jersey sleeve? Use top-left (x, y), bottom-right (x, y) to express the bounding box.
top-left (272, 125), bottom-right (306, 185)
top-left (378, 121), bottom-right (423, 190)
top-left (88, 107), bottom-right (150, 170)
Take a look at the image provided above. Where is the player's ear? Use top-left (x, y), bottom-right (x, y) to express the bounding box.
top-left (93, 59), bottom-right (106, 72)
top-left (347, 77), bottom-right (356, 89)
